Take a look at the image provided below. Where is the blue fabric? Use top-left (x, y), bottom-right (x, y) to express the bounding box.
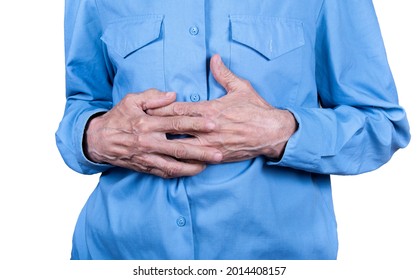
top-left (56, 0), bottom-right (410, 260)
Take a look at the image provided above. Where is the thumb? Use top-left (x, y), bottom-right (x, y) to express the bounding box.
top-left (210, 54), bottom-right (242, 93)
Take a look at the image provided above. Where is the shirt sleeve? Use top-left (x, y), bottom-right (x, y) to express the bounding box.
top-left (55, 0), bottom-right (113, 174)
top-left (269, 0), bottom-right (410, 175)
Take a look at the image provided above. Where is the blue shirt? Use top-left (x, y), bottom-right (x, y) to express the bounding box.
top-left (56, 0), bottom-right (410, 260)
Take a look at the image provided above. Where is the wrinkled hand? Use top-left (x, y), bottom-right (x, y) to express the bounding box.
top-left (148, 55), bottom-right (297, 162)
top-left (84, 89), bottom-right (222, 178)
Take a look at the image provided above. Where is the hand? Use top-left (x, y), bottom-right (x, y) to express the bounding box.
top-left (84, 89), bottom-right (222, 178)
top-left (148, 55), bottom-right (297, 162)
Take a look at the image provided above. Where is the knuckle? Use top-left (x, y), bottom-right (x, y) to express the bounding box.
top-left (199, 151), bottom-right (209, 162)
top-left (124, 93), bottom-right (146, 110)
top-left (171, 118), bottom-right (183, 131)
top-left (141, 88), bottom-right (157, 96)
top-left (242, 79), bottom-right (252, 87)
top-left (173, 145), bottom-right (187, 159)
top-left (165, 164), bottom-right (182, 178)
top-left (134, 117), bottom-right (150, 133)
top-left (124, 93), bottom-right (136, 102)
top-left (147, 88), bottom-right (158, 93)
top-left (172, 103), bottom-right (185, 115)
top-left (144, 88), bottom-right (161, 99)
top-left (222, 68), bottom-right (233, 79)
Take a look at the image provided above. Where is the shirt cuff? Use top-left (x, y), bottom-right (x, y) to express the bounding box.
top-left (74, 109), bottom-right (113, 174)
top-left (266, 106), bottom-right (336, 173)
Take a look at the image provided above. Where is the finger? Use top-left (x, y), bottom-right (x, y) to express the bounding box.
top-left (151, 115), bottom-right (215, 133)
top-left (115, 153), bottom-right (206, 178)
top-left (146, 139), bottom-right (222, 163)
top-left (137, 154), bottom-right (207, 178)
top-left (130, 89), bottom-right (177, 111)
top-left (138, 111), bottom-right (215, 132)
top-left (94, 131), bottom-right (210, 177)
top-left (147, 101), bottom-right (205, 117)
top-left (210, 54), bottom-right (242, 93)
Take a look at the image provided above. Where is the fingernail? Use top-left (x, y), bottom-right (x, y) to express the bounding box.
top-left (215, 55), bottom-right (222, 66)
top-left (213, 152), bottom-right (223, 162)
top-left (166, 91), bottom-right (176, 98)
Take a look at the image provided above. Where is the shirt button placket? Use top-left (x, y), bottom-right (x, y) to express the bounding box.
top-left (188, 24), bottom-right (201, 103)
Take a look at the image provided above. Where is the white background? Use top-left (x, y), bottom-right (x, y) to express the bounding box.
top-left (0, 1), bottom-right (417, 279)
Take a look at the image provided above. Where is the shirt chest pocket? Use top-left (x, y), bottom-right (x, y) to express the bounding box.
top-left (100, 15), bottom-right (166, 97)
top-left (229, 15), bottom-right (305, 106)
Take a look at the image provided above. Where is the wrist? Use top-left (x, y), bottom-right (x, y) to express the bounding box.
top-left (264, 109), bottom-right (297, 159)
top-left (83, 113), bottom-right (106, 163)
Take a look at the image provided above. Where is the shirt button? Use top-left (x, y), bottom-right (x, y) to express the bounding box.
top-left (176, 216), bottom-right (186, 227)
top-left (190, 93), bottom-right (201, 102)
top-left (189, 26), bottom-right (199, 36)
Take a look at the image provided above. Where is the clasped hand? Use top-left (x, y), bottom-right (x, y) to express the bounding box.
top-left (85, 55), bottom-right (297, 178)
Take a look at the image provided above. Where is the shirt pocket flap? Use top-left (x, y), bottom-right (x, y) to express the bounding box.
top-left (230, 15), bottom-right (305, 60)
top-left (100, 15), bottom-right (164, 58)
